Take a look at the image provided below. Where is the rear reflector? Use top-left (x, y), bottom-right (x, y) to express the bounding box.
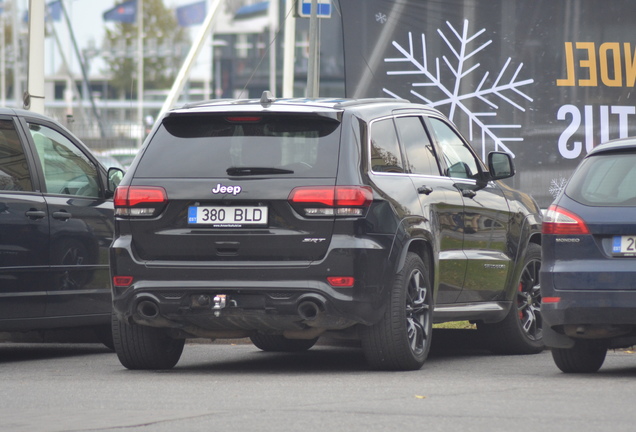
top-left (542, 205), bottom-right (590, 235)
top-left (327, 276), bottom-right (355, 287)
top-left (542, 297), bottom-right (561, 304)
top-left (113, 276), bottom-right (133, 287)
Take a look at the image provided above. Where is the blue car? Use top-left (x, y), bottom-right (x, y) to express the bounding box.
top-left (541, 137), bottom-right (636, 373)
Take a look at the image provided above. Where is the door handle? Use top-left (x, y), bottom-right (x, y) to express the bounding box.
top-left (25, 210), bottom-right (46, 220)
top-left (417, 185), bottom-right (433, 195)
top-left (52, 211), bottom-right (72, 221)
top-left (462, 189), bottom-right (477, 199)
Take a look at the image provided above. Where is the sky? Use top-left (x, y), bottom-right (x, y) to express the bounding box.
top-left (31, 0), bottom-right (213, 79)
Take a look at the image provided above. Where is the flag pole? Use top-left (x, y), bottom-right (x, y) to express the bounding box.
top-left (157, 0), bottom-right (222, 121)
top-left (1, 7), bottom-right (6, 106)
top-left (59, 0), bottom-right (105, 136)
top-left (137, 0), bottom-right (144, 147)
top-left (25, 0), bottom-right (45, 113)
top-left (282, 0), bottom-right (296, 98)
top-left (306, 0), bottom-right (319, 98)
top-left (268, 0), bottom-right (278, 95)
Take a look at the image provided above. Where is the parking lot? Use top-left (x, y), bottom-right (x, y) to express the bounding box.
top-left (2, 330), bottom-right (636, 432)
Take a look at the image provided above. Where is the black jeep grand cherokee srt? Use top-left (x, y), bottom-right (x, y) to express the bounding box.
top-left (110, 94), bottom-right (543, 370)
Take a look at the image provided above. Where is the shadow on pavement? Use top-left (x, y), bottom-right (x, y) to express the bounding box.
top-left (162, 328), bottom-right (492, 374)
top-left (0, 343), bottom-right (112, 363)
top-left (429, 328), bottom-right (491, 357)
top-left (0, 328), bottom-right (489, 369)
top-left (0, 328), bottom-right (113, 363)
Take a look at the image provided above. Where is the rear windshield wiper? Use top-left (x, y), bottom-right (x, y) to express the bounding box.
top-left (226, 167), bottom-right (294, 176)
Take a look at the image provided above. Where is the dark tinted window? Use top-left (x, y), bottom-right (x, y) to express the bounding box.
top-left (0, 119), bottom-right (33, 191)
top-left (395, 116), bottom-right (439, 176)
top-left (566, 151), bottom-right (636, 206)
top-left (136, 114), bottom-right (341, 178)
top-left (370, 118), bottom-right (404, 173)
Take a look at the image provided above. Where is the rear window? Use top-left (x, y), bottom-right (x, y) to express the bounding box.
top-left (565, 151), bottom-right (636, 206)
top-left (135, 114), bottom-right (341, 178)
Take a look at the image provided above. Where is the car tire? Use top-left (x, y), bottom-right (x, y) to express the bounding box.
top-left (361, 252), bottom-right (433, 371)
top-left (111, 314), bottom-right (185, 370)
top-left (551, 340), bottom-right (608, 373)
top-left (478, 243), bottom-right (543, 355)
top-left (250, 334), bottom-right (318, 352)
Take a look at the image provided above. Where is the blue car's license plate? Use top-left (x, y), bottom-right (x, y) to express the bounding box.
top-left (612, 236), bottom-right (636, 255)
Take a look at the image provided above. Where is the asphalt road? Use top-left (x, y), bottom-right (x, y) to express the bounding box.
top-left (2, 329), bottom-right (636, 432)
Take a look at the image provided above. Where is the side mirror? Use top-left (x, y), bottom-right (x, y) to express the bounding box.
top-left (107, 167), bottom-right (125, 195)
top-left (487, 152), bottom-right (515, 180)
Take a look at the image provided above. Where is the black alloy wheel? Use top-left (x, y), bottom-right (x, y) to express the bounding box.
top-left (361, 252), bottom-right (433, 371)
top-left (517, 250), bottom-right (542, 342)
top-left (406, 266), bottom-right (431, 357)
top-left (478, 243), bottom-right (544, 354)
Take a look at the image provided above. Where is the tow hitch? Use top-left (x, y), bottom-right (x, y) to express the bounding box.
top-left (212, 294), bottom-right (227, 316)
top-left (190, 294), bottom-right (230, 316)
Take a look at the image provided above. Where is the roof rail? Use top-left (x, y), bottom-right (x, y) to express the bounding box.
top-left (334, 98), bottom-right (410, 109)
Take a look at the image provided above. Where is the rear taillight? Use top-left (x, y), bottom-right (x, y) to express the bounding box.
top-left (114, 186), bottom-right (167, 217)
top-left (288, 186), bottom-right (373, 217)
top-left (542, 205), bottom-right (590, 235)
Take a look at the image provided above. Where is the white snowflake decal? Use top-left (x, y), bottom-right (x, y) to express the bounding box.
top-left (382, 20), bottom-right (534, 160)
top-left (549, 177), bottom-right (568, 199)
top-left (376, 12), bottom-right (387, 24)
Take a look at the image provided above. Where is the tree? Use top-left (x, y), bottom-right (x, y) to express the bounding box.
top-left (102, 0), bottom-right (191, 98)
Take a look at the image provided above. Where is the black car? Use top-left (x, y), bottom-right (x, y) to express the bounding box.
top-left (0, 108), bottom-right (122, 346)
top-left (110, 93), bottom-right (543, 370)
top-left (542, 137), bottom-right (636, 373)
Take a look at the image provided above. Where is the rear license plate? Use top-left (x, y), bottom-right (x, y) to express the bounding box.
top-left (188, 206), bottom-right (268, 227)
top-left (612, 236), bottom-right (636, 255)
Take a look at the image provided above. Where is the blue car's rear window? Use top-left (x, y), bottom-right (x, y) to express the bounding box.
top-left (566, 151), bottom-right (636, 206)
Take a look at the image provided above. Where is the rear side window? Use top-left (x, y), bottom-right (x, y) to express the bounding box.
top-left (566, 151), bottom-right (636, 206)
top-left (0, 119), bottom-right (33, 192)
top-left (369, 118), bottom-right (404, 173)
top-left (135, 114), bottom-right (341, 178)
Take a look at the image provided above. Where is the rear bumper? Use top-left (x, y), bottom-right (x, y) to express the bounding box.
top-left (541, 283), bottom-right (636, 348)
top-left (542, 295), bottom-right (636, 327)
top-left (541, 265), bottom-right (636, 327)
top-left (110, 234), bottom-right (395, 337)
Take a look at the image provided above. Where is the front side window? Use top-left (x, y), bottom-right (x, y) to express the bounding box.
top-left (0, 119), bottom-right (33, 191)
top-left (28, 123), bottom-right (100, 197)
top-left (370, 118), bottom-right (404, 173)
top-left (429, 118), bottom-right (480, 179)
